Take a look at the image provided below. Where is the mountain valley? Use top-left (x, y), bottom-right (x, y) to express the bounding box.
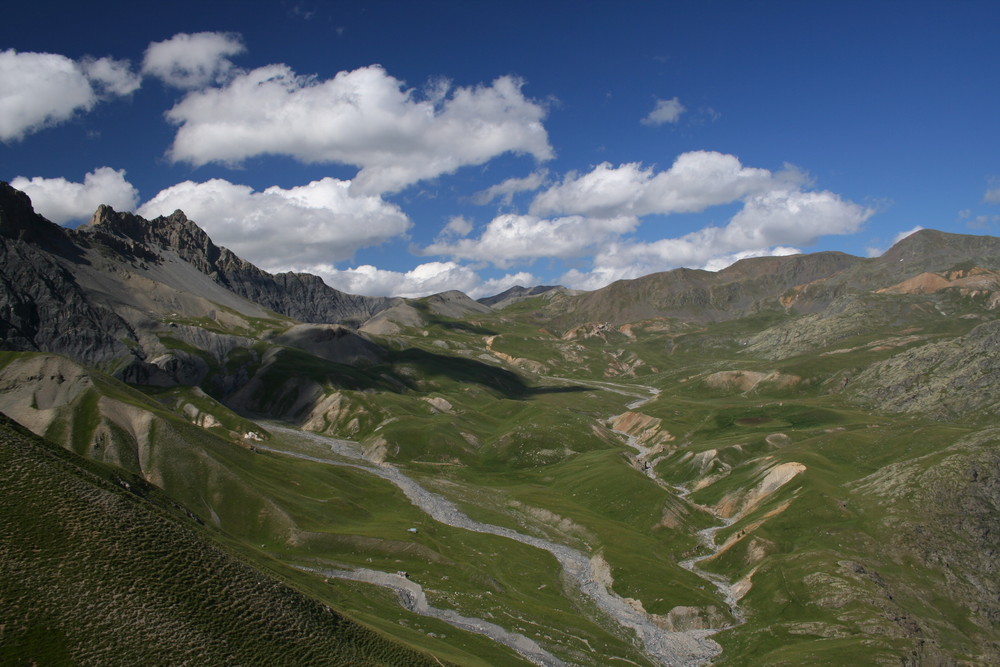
top-left (2, 180), bottom-right (999, 665)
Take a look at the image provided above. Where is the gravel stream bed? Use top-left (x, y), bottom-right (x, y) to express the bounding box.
top-left (295, 565), bottom-right (565, 666)
top-left (261, 423), bottom-right (723, 666)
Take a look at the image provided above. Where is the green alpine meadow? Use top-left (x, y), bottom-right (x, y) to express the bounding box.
top-left (2, 181), bottom-right (998, 665)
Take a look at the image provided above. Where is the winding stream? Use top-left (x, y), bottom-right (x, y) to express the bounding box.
top-left (260, 424), bottom-right (723, 667)
top-left (604, 381), bottom-right (745, 624)
top-left (295, 565), bottom-right (565, 666)
top-left (671, 486), bottom-right (744, 621)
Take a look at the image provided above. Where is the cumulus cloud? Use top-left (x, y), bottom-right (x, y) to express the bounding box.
top-left (423, 213), bottom-right (639, 267)
top-left (559, 245), bottom-right (804, 290)
top-left (722, 188), bottom-right (871, 248)
top-left (0, 50), bottom-right (93, 141)
top-left (164, 64), bottom-right (553, 193)
top-left (641, 96), bottom-right (685, 126)
top-left (984, 179), bottom-right (1000, 204)
top-left (700, 247), bottom-right (802, 272)
top-left (555, 188), bottom-right (872, 288)
top-left (142, 32), bottom-right (245, 89)
top-left (81, 57), bottom-right (142, 96)
top-left (298, 261), bottom-right (537, 299)
top-left (529, 151), bottom-right (791, 218)
top-left (472, 169), bottom-right (548, 205)
top-left (10, 167), bottom-right (139, 224)
top-left (137, 177), bottom-right (410, 268)
top-left (438, 215), bottom-right (474, 239)
top-left (420, 145), bottom-right (873, 292)
top-left (0, 49), bottom-right (139, 141)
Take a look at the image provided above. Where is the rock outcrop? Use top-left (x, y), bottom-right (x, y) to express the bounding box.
top-left (0, 183), bottom-right (136, 367)
top-left (851, 319), bottom-right (1000, 418)
top-left (84, 204), bottom-right (394, 326)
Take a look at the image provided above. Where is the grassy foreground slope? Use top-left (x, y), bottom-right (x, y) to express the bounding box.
top-left (0, 413), bottom-right (443, 667)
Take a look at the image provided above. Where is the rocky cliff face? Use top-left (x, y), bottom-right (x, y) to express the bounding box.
top-left (238, 270), bottom-right (395, 328)
top-left (83, 205), bottom-right (394, 327)
top-left (0, 184), bottom-right (136, 367)
top-left (0, 182), bottom-right (397, 382)
top-left (852, 319), bottom-right (1000, 419)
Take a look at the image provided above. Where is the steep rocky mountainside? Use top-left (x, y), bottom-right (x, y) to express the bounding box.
top-left (84, 203), bottom-right (395, 326)
top-left (0, 187), bottom-right (137, 366)
top-left (0, 182), bottom-right (397, 386)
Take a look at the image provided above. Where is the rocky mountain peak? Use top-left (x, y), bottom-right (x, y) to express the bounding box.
top-left (0, 181), bottom-right (67, 246)
top-left (0, 181), bottom-right (35, 228)
top-left (880, 229), bottom-right (1000, 269)
top-left (85, 205), bottom-right (212, 253)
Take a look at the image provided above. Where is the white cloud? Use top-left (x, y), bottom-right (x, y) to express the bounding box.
top-left (414, 143), bottom-right (874, 293)
top-left (0, 50), bottom-right (93, 141)
top-left (423, 213), bottom-right (638, 267)
top-left (984, 179), bottom-right (1000, 204)
top-left (474, 272), bottom-right (542, 299)
top-left (137, 177), bottom-right (410, 268)
top-left (424, 153), bottom-right (870, 285)
top-left (700, 247), bottom-right (802, 272)
top-left (0, 49), bottom-right (140, 141)
top-left (438, 215), bottom-right (473, 239)
top-left (530, 162), bottom-right (651, 219)
top-left (721, 188), bottom-right (871, 248)
top-left (10, 167), bottom-right (139, 224)
top-left (560, 244), bottom-right (804, 290)
top-left (641, 96), bottom-right (685, 126)
top-left (298, 261), bottom-right (536, 299)
top-left (81, 56), bottom-right (142, 96)
top-left (553, 188), bottom-right (872, 290)
top-left (164, 64), bottom-right (553, 194)
top-left (142, 32), bottom-right (245, 89)
top-left (529, 151), bottom-right (788, 218)
top-left (472, 169), bottom-right (548, 205)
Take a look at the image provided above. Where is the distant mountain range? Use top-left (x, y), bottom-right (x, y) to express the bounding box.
top-left (5, 179), bottom-right (1000, 379)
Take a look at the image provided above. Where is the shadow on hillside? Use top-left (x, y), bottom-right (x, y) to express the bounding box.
top-left (432, 319), bottom-right (498, 336)
top-left (409, 300), bottom-right (499, 336)
top-left (391, 347), bottom-right (587, 399)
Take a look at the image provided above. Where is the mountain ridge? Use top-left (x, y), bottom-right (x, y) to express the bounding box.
top-left (83, 201), bottom-right (396, 327)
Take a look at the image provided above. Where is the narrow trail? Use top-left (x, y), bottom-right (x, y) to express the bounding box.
top-left (260, 424), bottom-right (722, 667)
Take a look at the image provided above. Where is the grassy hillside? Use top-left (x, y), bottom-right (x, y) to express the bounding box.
top-left (0, 413), bottom-right (443, 666)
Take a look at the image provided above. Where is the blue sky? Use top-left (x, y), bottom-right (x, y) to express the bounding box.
top-left (2, 1), bottom-right (999, 298)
